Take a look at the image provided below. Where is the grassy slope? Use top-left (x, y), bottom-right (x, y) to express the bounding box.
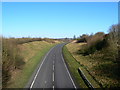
top-left (7, 41), bottom-right (59, 88)
top-left (65, 42), bottom-right (101, 88)
top-left (63, 46), bottom-right (87, 88)
top-left (66, 42), bottom-right (120, 88)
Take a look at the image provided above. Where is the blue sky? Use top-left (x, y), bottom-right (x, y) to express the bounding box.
top-left (2, 2), bottom-right (118, 38)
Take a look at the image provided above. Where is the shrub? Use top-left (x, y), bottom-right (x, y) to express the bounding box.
top-left (107, 25), bottom-right (119, 62)
top-left (79, 32), bottom-right (106, 55)
top-left (76, 34), bottom-right (89, 43)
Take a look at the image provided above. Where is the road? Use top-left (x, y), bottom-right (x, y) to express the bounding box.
top-left (26, 43), bottom-right (76, 89)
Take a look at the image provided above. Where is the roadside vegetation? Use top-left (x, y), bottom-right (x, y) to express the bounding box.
top-left (63, 46), bottom-right (88, 88)
top-left (2, 37), bottom-right (60, 88)
top-left (66, 24), bottom-right (120, 88)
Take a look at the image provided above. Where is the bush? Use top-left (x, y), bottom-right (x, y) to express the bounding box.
top-left (76, 34), bottom-right (89, 43)
top-left (79, 32), bottom-right (107, 55)
top-left (107, 25), bottom-right (119, 62)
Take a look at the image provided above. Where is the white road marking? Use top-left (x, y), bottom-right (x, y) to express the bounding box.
top-left (61, 54), bottom-right (77, 89)
top-left (53, 85), bottom-right (54, 90)
top-left (53, 60), bottom-right (55, 89)
top-left (53, 64), bottom-right (54, 71)
top-left (30, 47), bottom-right (55, 89)
top-left (53, 71), bottom-right (54, 82)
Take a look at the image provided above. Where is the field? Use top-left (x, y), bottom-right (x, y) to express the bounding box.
top-left (4, 40), bottom-right (60, 88)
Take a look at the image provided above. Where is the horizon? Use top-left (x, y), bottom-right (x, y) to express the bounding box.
top-left (2, 2), bottom-right (118, 38)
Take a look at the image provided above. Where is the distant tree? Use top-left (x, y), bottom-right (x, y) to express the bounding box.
top-left (73, 35), bottom-right (76, 40)
top-left (80, 34), bottom-right (89, 42)
top-left (65, 37), bottom-right (68, 40)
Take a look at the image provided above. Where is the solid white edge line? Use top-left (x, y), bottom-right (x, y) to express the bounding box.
top-left (61, 54), bottom-right (77, 89)
top-left (30, 46), bottom-right (55, 89)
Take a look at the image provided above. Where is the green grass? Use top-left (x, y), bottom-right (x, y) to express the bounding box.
top-left (7, 41), bottom-right (58, 88)
top-left (62, 46), bottom-right (87, 88)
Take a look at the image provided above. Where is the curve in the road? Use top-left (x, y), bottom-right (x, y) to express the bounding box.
top-left (26, 43), bottom-right (76, 89)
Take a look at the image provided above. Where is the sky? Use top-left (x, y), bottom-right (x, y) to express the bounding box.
top-left (2, 2), bottom-right (118, 38)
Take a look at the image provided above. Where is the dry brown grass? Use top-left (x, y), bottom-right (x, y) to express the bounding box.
top-left (67, 43), bottom-right (95, 69)
top-left (18, 41), bottom-right (53, 62)
top-left (66, 42), bottom-right (120, 88)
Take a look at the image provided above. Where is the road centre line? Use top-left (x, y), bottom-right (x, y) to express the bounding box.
top-left (53, 85), bottom-right (54, 90)
top-left (53, 64), bottom-right (54, 71)
top-left (53, 71), bottom-right (54, 82)
top-left (53, 60), bottom-right (54, 64)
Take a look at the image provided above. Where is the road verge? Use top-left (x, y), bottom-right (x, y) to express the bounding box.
top-left (62, 46), bottom-right (87, 88)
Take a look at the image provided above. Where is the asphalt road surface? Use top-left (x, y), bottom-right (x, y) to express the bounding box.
top-left (26, 43), bottom-right (76, 89)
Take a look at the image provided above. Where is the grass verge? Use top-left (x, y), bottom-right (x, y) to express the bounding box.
top-left (7, 41), bottom-right (59, 88)
top-left (62, 46), bottom-right (87, 88)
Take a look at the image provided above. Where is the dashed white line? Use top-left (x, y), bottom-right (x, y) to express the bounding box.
top-left (53, 60), bottom-right (55, 89)
top-left (53, 64), bottom-right (54, 71)
top-left (30, 47), bottom-right (55, 89)
top-left (45, 81), bottom-right (47, 84)
top-left (53, 60), bottom-right (54, 64)
top-left (53, 85), bottom-right (54, 90)
top-left (61, 54), bottom-right (77, 89)
top-left (53, 71), bottom-right (54, 82)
